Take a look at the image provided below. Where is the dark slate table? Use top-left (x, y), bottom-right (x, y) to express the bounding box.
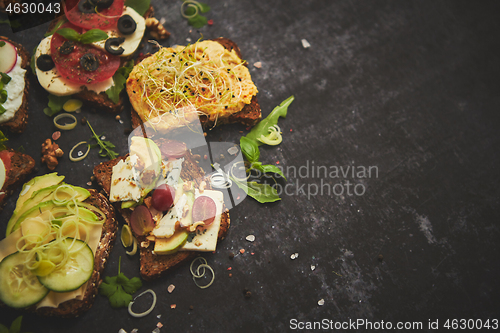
top-left (1, 0), bottom-right (499, 332)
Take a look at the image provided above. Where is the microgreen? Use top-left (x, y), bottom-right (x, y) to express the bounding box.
top-left (56, 28), bottom-right (108, 44)
top-left (87, 121), bottom-right (119, 160)
top-left (0, 130), bottom-right (8, 151)
top-left (43, 94), bottom-right (72, 117)
top-left (99, 257), bottom-right (142, 308)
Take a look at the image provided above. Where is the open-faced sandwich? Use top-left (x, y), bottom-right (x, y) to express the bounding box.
top-left (0, 130), bottom-right (35, 209)
top-left (0, 173), bottom-right (117, 317)
top-left (93, 122), bottom-right (230, 280)
top-left (0, 37), bottom-right (29, 133)
top-left (127, 37), bottom-right (262, 130)
top-left (33, 0), bottom-right (165, 112)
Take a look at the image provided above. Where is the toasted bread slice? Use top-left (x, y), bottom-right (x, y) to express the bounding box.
top-left (0, 148), bottom-right (35, 209)
top-left (0, 37), bottom-right (29, 133)
top-left (42, 6), bottom-right (164, 113)
top-left (128, 37), bottom-right (262, 131)
top-left (33, 189), bottom-right (117, 317)
top-left (94, 150), bottom-right (230, 281)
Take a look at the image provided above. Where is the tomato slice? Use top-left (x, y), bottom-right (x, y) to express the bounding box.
top-left (0, 150), bottom-right (13, 173)
top-left (64, 0), bottom-right (125, 30)
top-left (51, 23), bottom-right (120, 84)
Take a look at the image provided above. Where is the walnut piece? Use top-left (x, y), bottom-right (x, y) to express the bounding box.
top-left (41, 138), bottom-right (64, 171)
top-left (146, 17), bottom-right (170, 40)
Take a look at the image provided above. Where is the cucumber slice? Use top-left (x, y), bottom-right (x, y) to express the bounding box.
top-left (38, 239), bottom-right (94, 292)
top-left (0, 252), bottom-right (49, 308)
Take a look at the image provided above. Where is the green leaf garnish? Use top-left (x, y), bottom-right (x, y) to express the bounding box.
top-left (246, 95), bottom-right (294, 145)
top-left (0, 19), bottom-right (21, 28)
top-left (188, 14), bottom-right (208, 29)
top-left (125, 0), bottom-right (151, 16)
top-left (231, 177), bottom-right (281, 203)
top-left (45, 19), bottom-right (66, 37)
top-left (43, 94), bottom-right (72, 117)
top-left (87, 121), bottom-right (119, 160)
top-left (105, 60), bottom-right (134, 104)
top-left (182, 1), bottom-right (211, 28)
top-left (239, 136), bottom-right (260, 163)
top-left (0, 41), bottom-right (5, 47)
top-left (0, 316), bottom-right (26, 333)
top-left (0, 130), bottom-right (8, 151)
top-left (56, 28), bottom-right (108, 44)
top-left (251, 162), bottom-right (286, 180)
top-left (99, 257), bottom-right (142, 308)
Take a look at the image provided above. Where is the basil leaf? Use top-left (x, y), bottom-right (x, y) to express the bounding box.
top-left (252, 162), bottom-right (286, 180)
top-left (45, 19), bottom-right (66, 37)
top-left (240, 136), bottom-right (260, 163)
top-left (125, 0), bottom-right (150, 16)
top-left (232, 177), bottom-right (281, 203)
top-left (188, 14), bottom-right (208, 29)
top-left (56, 28), bottom-right (81, 42)
top-left (246, 95), bottom-right (294, 146)
top-left (80, 29), bottom-right (108, 44)
top-left (106, 60), bottom-right (134, 104)
top-left (44, 94), bottom-right (72, 117)
top-left (9, 316), bottom-right (22, 333)
top-left (1, 73), bottom-right (11, 84)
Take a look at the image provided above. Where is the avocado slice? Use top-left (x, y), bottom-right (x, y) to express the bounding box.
top-left (6, 173), bottom-right (65, 236)
top-left (153, 229), bottom-right (189, 255)
top-left (11, 201), bottom-right (60, 234)
top-left (7, 184), bottom-right (90, 236)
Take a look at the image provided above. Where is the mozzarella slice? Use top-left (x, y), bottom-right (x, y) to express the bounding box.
top-left (35, 37), bottom-right (113, 96)
top-left (180, 190), bottom-right (224, 252)
top-left (92, 7), bottom-right (146, 57)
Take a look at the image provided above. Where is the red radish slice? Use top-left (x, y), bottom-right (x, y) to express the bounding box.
top-left (130, 205), bottom-right (155, 236)
top-left (0, 41), bottom-right (18, 73)
top-left (192, 196), bottom-right (217, 226)
top-left (160, 140), bottom-right (187, 159)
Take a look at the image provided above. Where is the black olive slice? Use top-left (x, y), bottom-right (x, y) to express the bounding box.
top-left (36, 54), bottom-right (55, 72)
top-left (59, 41), bottom-right (75, 55)
top-left (105, 37), bottom-right (125, 55)
top-left (117, 15), bottom-right (137, 35)
top-left (78, 0), bottom-right (95, 13)
top-left (90, 0), bottom-right (114, 9)
top-left (80, 53), bottom-right (100, 72)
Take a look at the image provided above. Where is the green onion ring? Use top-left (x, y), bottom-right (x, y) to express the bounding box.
top-left (181, 1), bottom-right (200, 19)
top-left (69, 141), bottom-right (90, 162)
top-left (190, 256), bottom-right (207, 278)
top-left (128, 289), bottom-right (157, 318)
top-left (192, 263), bottom-right (215, 289)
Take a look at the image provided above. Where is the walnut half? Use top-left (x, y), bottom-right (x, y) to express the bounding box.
top-left (41, 138), bottom-right (64, 171)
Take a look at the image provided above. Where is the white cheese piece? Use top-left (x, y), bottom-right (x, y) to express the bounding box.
top-left (0, 54), bottom-right (26, 124)
top-left (180, 190), bottom-right (223, 252)
top-left (35, 37), bottom-right (114, 96)
top-left (166, 158), bottom-right (183, 187)
top-left (151, 208), bottom-right (177, 238)
top-left (109, 156), bottom-right (141, 202)
top-left (92, 7), bottom-right (146, 57)
top-left (0, 158), bottom-right (5, 191)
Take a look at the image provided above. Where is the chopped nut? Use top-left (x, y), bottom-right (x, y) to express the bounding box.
top-left (188, 221), bottom-right (205, 232)
top-left (140, 240), bottom-right (150, 248)
top-left (199, 181), bottom-right (206, 193)
top-left (146, 17), bottom-right (170, 40)
top-left (41, 139), bottom-right (64, 170)
top-left (182, 204), bottom-right (190, 218)
top-left (183, 181), bottom-right (193, 191)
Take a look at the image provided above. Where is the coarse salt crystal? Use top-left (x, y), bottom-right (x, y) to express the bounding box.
top-left (290, 253), bottom-right (299, 260)
top-left (311, 265), bottom-right (316, 271)
top-left (240, 249), bottom-right (245, 254)
top-left (78, 151), bottom-right (83, 156)
top-left (168, 284), bottom-right (175, 293)
top-left (118, 329), bottom-right (127, 333)
top-left (157, 314), bottom-right (162, 319)
top-left (171, 304), bottom-right (176, 309)
top-left (301, 39), bottom-right (311, 48)
top-left (157, 322), bottom-right (163, 328)
top-left (246, 235), bottom-right (255, 242)
top-left (253, 61), bottom-right (262, 68)
top-left (318, 299), bottom-right (325, 306)
top-left (186, 37), bottom-right (192, 42)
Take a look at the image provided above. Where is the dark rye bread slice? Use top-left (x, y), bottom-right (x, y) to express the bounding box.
top-left (34, 189), bottom-right (117, 317)
top-left (130, 37), bottom-right (262, 131)
top-left (0, 148), bottom-right (35, 210)
top-left (0, 37), bottom-right (29, 133)
top-left (93, 150), bottom-right (230, 281)
top-left (44, 6), bottom-right (161, 113)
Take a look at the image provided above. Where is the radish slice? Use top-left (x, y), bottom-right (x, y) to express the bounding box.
top-left (0, 41), bottom-right (18, 73)
top-left (0, 159), bottom-right (5, 191)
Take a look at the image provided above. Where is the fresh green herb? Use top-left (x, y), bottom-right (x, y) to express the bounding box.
top-left (0, 130), bottom-right (8, 151)
top-left (231, 176), bottom-right (281, 203)
top-left (43, 94), bottom-right (72, 117)
top-left (87, 120), bottom-right (119, 160)
top-left (56, 28), bottom-right (108, 44)
top-left (30, 45), bottom-right (38, 75)
top-left (0, 19), bottom-right (21, 28)
top-left (0, 105), bottom-right (6, 115)
top-left (251, 162), bottom-right (286, 180)
top-left (105, 60), bottom-right (134, 104)
top-left (246, 95), bottom-right (294, 146)
top-left (99, 257), bottom-right (142, 308)
top-left (1, 73), bottom-right (11, 85)
top-left (239, 136), bottom-right (260, 163)
top-left (0, 41), bottom-right (5, 47)
top-left (44, 19), bottom-right (66, 37)
top-left (0, 316), bottom-right (29, 333)
top-left (125, 0), bottom-right (151, 16)
top-left (182, 0), bottom-right (211, 29)
top-left (0, 90), bottom-right (7, 104)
